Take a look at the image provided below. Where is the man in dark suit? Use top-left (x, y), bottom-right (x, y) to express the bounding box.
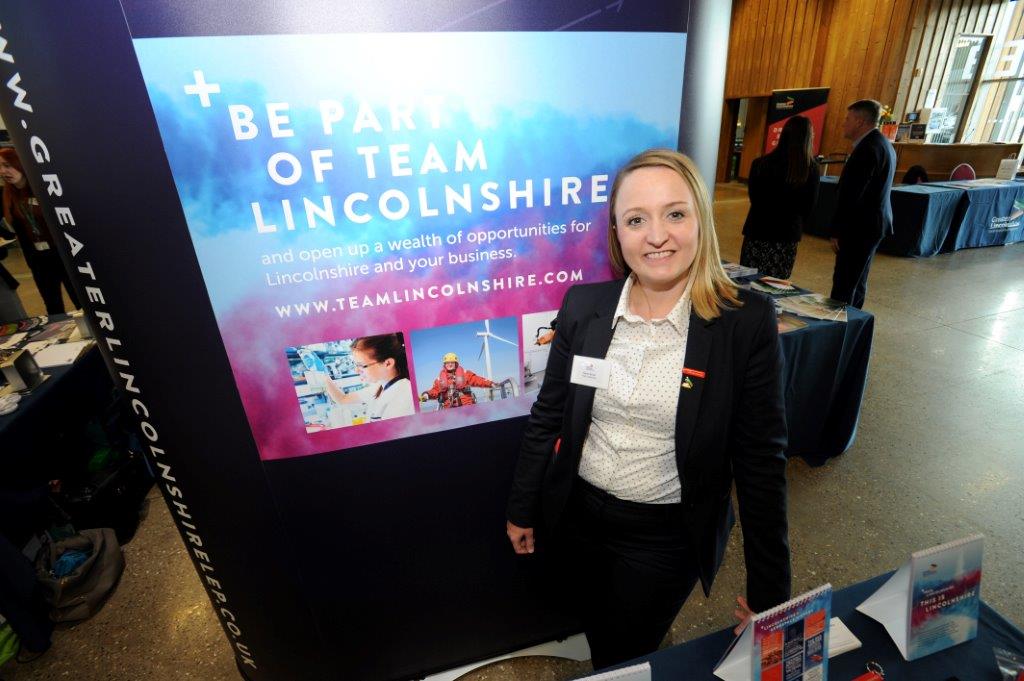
top-left (830, 99), bottom-right (896, 309)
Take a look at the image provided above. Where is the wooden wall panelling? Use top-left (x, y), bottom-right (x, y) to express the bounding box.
top-left (755, 0), bottom-right (773, 93)
top-left (738, 97), bottom-right (769, 179)
top-left (775, 0), bottom-right (797, 88)
top-left (929, 0), bottom-right (969, 109)
top-left (810, 0), bottom-right (832, 87)
top-left (716, 101), bottom-right (737, 183)
top-left (894, 0), bottom-right (929, 116)
top-left (760, 0), bottom-right (781, 95)
top-left (907, 0), bottom-right (942, 110)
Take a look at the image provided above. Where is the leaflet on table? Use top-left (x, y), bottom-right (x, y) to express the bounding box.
top-left (857, 534), bottom-right (983, 661)
top-left (776, 313), bottom-right (808, 334)
top-left (31, 340), bottom-right (94, 368)
top-left (714, 583), bottom-right (831, 681)
top-left (776, 294), bottom-right (848, 322)
top-left (749, 277), bottom-right (803, 298)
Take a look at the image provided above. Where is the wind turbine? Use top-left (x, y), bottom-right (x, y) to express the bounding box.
top-left (477, 319), bottom-right (517, 380)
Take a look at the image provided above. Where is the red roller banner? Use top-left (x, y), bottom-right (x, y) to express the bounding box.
top-left (764, 87), bottom-right (829, 155)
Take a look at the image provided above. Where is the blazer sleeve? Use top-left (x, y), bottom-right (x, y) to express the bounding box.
top-left (730, 297), bottom-right (792, 612)
top-left (506, 286), bottom-right (577, 528)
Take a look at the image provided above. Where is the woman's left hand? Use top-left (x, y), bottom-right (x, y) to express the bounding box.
top-left (733, 595), bottom-right (755, 635)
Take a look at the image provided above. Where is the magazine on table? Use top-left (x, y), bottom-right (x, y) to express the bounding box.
top-left (776, 294), bottom-right (848, 322)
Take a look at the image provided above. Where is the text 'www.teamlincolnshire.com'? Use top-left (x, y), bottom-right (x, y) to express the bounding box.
top-left (273, 270), bottom-right (584, 318)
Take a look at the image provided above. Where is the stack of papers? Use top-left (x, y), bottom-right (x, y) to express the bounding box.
top-left (776, 293), bottom-right (848, 322)
top-left (0, 332), bottom-right (26, 350)
top-left (722, 262), bottom-right (758, 279)
top-left (31, 340), bottom-right (94, 368)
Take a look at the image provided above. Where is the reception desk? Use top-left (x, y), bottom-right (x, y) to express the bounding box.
top-left (893, 141), bottom-right (1022, 180)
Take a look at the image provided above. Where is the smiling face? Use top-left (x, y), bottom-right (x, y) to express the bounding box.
top-left (0, 157), bottom-right (24, 187)
top-left (613, 165), bottom-right (699, 292)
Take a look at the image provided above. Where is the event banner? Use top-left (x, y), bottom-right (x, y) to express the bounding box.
top-left (764, 87), bottom-right (829, 155)
top-left (133, 33), bottom-right (686, 461)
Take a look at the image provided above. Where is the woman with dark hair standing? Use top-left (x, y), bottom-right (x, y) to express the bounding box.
top-left (0, 147), bottom-right (80, 315)
top-left (323, 333), bottom-right (416, 421)
top-left (740, 115), bottom-right (820, 279)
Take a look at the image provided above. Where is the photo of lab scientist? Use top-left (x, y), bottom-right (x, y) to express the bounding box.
top-left (290, 333), bottom-right (416, 430)
top-left (506, 149), bottom-right (791, 670)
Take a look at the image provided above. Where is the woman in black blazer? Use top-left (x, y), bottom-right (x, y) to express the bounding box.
top-left (740, 116), bottom-right (820, 279)
top-left (507, 149), bottom-right (791, 670)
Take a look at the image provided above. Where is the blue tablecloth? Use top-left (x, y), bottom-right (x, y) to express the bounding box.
top-left (777, 306), bottom-right (873, 466)
top-left (807, 177), bottom-right (965, 257)
top-left (808, 177), bottom-right (1024, 257)
top-left (930, 180), bottom-right (1024, 251)
top-left (621, 571), bottom-right (1024, 680)
top-left (0, 343), bottom-right (111, 486)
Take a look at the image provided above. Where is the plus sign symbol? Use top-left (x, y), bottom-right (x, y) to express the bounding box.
top-left (183, 70), bottom-right (221, 108)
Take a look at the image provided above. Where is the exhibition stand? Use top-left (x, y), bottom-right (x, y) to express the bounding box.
top-left (0, 1), bottom-right (887, 678)
top-left (610, 571), bottom-right (1024, 680)
top-left (808, 176), bottom-right (1024, 257)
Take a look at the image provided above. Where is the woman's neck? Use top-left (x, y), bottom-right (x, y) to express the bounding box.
top-left (629, 274), bottom-right (689, 320)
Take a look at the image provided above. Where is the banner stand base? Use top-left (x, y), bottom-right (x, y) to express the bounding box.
top-left (424, 633), bottom-right (591, 681)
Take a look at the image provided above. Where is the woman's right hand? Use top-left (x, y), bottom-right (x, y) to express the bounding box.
top-left (506, 521), bottom-right (535, 554)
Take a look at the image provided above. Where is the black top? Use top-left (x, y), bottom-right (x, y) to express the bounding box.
top-left (742, 151), bottom-right (821, 244)
top-left (507, 280), bottom-right (792, 612)
top-left (831, 128), bottom-right (896, 242)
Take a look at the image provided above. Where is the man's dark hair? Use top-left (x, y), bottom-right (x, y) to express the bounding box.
top-left (848, 99), bottom-right (882, 126)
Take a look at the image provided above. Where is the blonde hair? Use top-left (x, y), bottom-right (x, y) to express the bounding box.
top-left (607, 148), bottom-right (741, 320)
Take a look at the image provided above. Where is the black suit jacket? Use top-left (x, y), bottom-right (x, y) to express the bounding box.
top-left (831, 128), bottom-right (896, 242)
top-left (742, 153), bottom-right (821, 243)
top-left (507, 280), bottom-right (792, 612)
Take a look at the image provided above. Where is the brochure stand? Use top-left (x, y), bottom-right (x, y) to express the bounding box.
top-left (857, 534), bottom-right (983, 661)
top-left (715, 584), bottom-right (832, 681)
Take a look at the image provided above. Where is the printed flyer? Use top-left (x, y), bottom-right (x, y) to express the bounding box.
top-left (133, 32), bottom-right (685, 459)
top-left (908, 534), bottom-right (983, 660)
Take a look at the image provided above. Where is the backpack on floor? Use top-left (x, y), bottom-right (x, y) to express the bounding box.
top-left (34, 528), bottom-right (125, 622)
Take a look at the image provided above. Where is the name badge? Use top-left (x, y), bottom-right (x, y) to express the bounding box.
top-left (34, 241), bottom-right (50, 251)
top-left (570, 355), bottom-right (610, 390)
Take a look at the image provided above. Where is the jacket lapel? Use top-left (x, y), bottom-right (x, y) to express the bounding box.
top-left (676, 312), bottom-right (714, 472)
top-left (570, 283), bottom-right (621, 459)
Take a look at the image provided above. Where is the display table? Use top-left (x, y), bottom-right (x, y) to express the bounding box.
top-left (776, 306), bottom-right (873, 466)
top-left (618, 572), bottom-right (1024, 680)
top-left (930, 179), bottom-right (1024, 251)
top-left (0, 321), bottom-right (111, 486)
top-left (808, 176), bottom-right (1024, 257)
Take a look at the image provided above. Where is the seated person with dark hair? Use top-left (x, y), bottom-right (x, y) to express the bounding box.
top-left (901, 165), bottom-right (929, 185)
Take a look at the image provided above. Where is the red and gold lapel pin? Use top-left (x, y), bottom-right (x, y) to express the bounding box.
top-left (681, 367), bottom-right (705, 390)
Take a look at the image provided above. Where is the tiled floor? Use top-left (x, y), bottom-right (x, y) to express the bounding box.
top-left (2, 183), bottom-right (1022, 680)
